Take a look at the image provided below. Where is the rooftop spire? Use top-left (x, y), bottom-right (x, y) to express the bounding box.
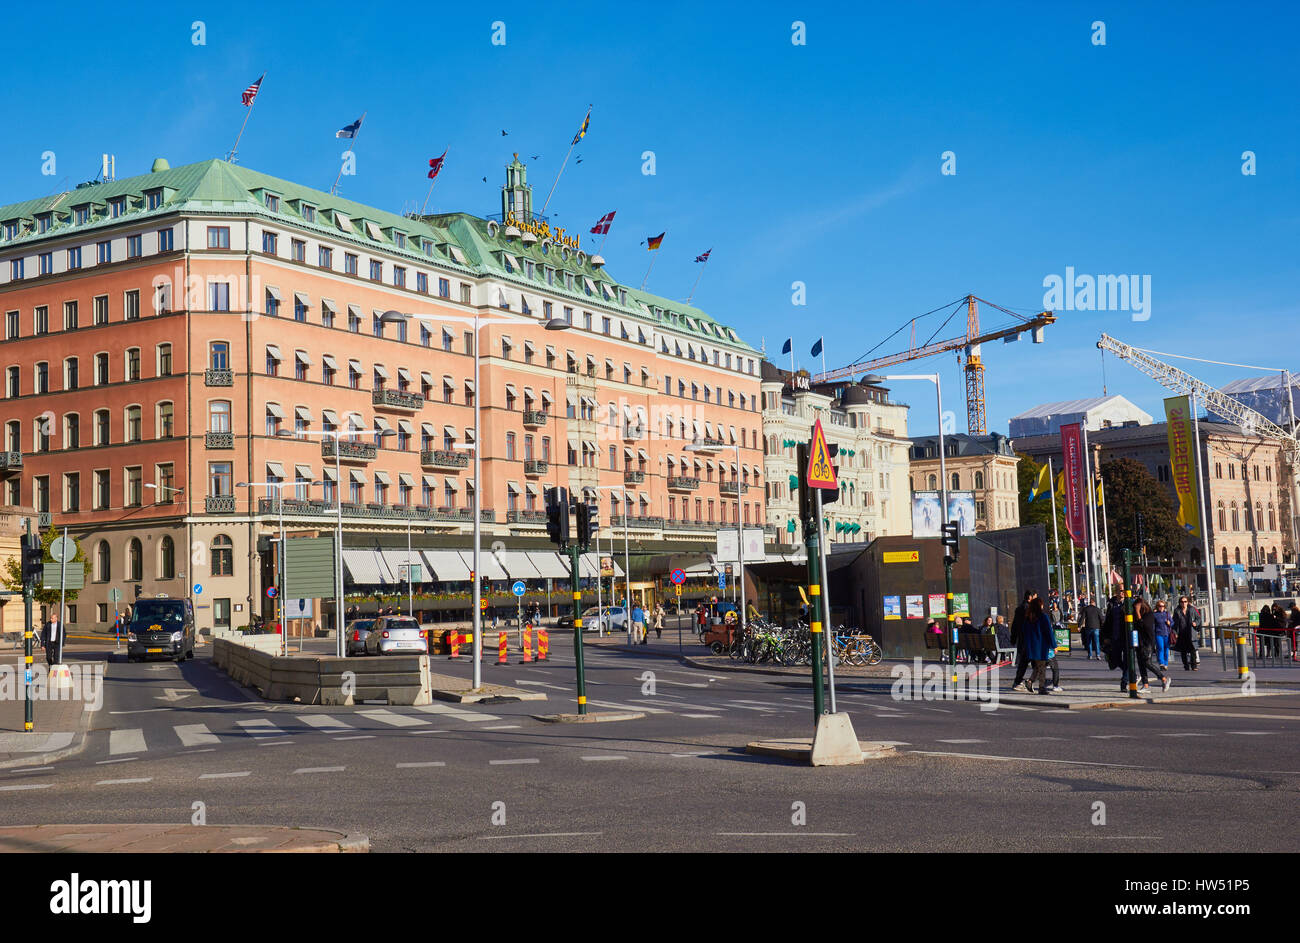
top-left (502, 153), bottom-right (532, 223)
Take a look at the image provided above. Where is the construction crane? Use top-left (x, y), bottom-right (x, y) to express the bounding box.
top-left (813, 294), bottom-right (1056, 435)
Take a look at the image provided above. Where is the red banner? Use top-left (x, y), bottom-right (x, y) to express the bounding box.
top-left (1060, 422), bottom-right (1086, 547)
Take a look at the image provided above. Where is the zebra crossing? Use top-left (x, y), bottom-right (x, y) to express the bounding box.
top-left (91, 703), bottom-right (505, 759)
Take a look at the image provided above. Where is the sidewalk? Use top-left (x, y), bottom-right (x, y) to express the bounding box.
top-left (0, 824), bottom-right (368, 853)
top-left (0, 652), bottom-right (98, 769)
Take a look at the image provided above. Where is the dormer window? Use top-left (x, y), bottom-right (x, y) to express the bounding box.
top-left (422, 239), bottom-right (434, 258)
top-left (146, 190), bottom-right (163, 210)
top-left (36, 214), bottom-right (52, 233)
top-left (300, 204), bottom-right (315, 223)
top-left (73, 207), bottom-right (90, 226)
top-left (109, 198), bottom-right (126, 218)
top-left (393, 232), bottom-right (406, 250)
top-left (3, 221), bottom-right (18, 239)
top-left (524, 260), bottom-right (534, 278)
top-left (265, 193), bottom-right (280, 212)
top-left (564, 273), bottom-right (574, 290)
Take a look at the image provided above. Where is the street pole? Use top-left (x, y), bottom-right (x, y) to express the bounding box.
top-left (278, 484), bottom-right (286, 656)
top-left (735, 442), bottom-right (748, 645)
top-left (569, 539), bottom-right (587, 715)
top-left (815, 488), bottom-right (836, 713)
top-left (1123, 549), bottom-right (1138, 700)
top-left (1047, 457), bottom-right (1064, 601)
top-left (594, 518), bottom-right (603, 638)
top-left (23, 518), bottom-right (33, 732)
top-left (945, 539), bottom-right (956, 686)
top-left (334, 436), bottom-right (344, 658)
top-left (406, 518), bottom-right (414, 619)
top-left (58, 526), bottom-right (67, 665)
top-left (471, 311), bottom-right (482, 690)
top-left (798, 442), bottom-right (826, 724)
top-left (1190, 393), bottom-right (1219, 649)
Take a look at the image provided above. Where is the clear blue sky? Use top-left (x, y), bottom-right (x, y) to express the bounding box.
top-left (4, 1), bottom-right (1296, 435)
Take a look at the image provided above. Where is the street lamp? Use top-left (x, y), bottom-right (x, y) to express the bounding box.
top-left (380, 307), bottom-right (570, 691)
top-left (237, 479), bottom-right (289, 656)
top-left (686, 440), bottom-right (748, 643)
top-left (286, 428), bottom-right (346, 657)
top-left (588, 484), bottom-right (633, 638)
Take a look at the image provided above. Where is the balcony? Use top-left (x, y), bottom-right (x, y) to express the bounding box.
top-left (205, 369), bottom-right (233, 387)
top-left (205, 431), bottom-right (234, 450)
top-left (692, 437), bottom-right (727, 452)
top-left (257, 497), bottom-right (313, 515)
top-left (524, 460), bottom-right (548, 476)
top-left (506, 509), bottom-right (548, 525)
top-left (323, 439), bottom-right (377, 463)
top-left (372, 388), bottom-right (424, 411)
top-left (421, 449), bottom-right (469, 470)
top-left (205, 494), bottom-right (236, 514)
top-left (38, 512), bottom-right (52, 528)
top-left (667, 476), bottom-right (700, 492)
top-left (623, 470), bottom-right (645, 485)
top-left (0, 451), bottom-right (22, 471)
top-left (522, 410), bottom-right (548, 428)
top-left (610, 515), bottom-right (664, 529)
top-left (720, 481), bottom-right (749, 495)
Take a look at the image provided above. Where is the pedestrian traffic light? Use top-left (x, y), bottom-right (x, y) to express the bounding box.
top-left (574, 500), bottom-right (597, 551)
top-left (940, 520), bottom-right (960, 561)
top-left (20, 535), bottom-right (43, 585)
top-left (544, 486), bottom-right (570, 548)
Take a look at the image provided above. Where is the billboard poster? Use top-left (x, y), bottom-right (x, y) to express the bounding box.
top-left (1061, 422), bottom-right (1086, 546)
top-left (928, 593), bottom-right (947, 618)
top-left (1164, 395), bottom-right (1202, 538)
top-left (911, 491), bottom-right (942, 538)
top-left (883, 595), bottom-right (902, 620)
top-left (946, 491), bottom-right (976, 535)
top-left (952, 593), bottom-right (970, 617)
top-left (905, 595), bottom-right (924, 619)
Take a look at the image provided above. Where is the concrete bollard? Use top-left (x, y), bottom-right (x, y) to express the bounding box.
top-left (1236, 630), bottom-right (1249, 679)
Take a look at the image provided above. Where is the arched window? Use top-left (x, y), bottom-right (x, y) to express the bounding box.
top-left (156, 401), bottom-right (174, 439)
top-left (974, 471), bottom-right (985, 490)
top-left (159, 536), bottom-right (175, 579)
top-left (951, 472), bottom-right (960, 491)
top-left (1221, 548), bottom-right (1229, 566)
top-left (927, 474), bottom-right (937, 489)
top-left (1234, 547), bottom-right (1241, 565)
top-left (211, 534), bottom-right (233, 576)
top-left (1255, 503), bottom-right (1263, 532)
top-left (1218, 501), bottom-right (1226, 531)
top-left (128, 538), bottom-right (143, 581)
top-left (125, 405), bottom-right (142, 443)
top-left (95, 541), bottom-right (111, 582)
top-left (1230, 502), bottom-right (1239, 530)
top-left (1247, 546), bottom-right (1254, 566)
top-left (1269, 503), bottom-right (1276, 531)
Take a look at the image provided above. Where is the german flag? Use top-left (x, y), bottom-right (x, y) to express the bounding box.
top-left (646, 232), bottom-right (665, 251)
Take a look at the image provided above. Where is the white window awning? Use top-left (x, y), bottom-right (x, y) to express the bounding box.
top-left (605, 357), bottom-right (614, 371)
top-left (347, 304), bottom-right (361, 320)
top-left (266, 286), bottom-right (282, 302)
top-left (443, 376), bottom-right (455, 390)
top-left (502, 252), bottom-right (520, 271)
top-left (365, 220), bottom-right (384, 241)
top-left (421, 371), bottom-right (434, 386)
top-left (422, 550), bottom-right (470, 581)
top-left (374, 470), bottom-right (392, 485)
top-left (506, 481), bottom-right (520, 494)
top-left (460, 550), bottom-right (507, 580)
top-left (464, 379), bottom-right (475, 393)
top-left (294, 349), bottom-right (310, 365)
top-left (580, 395), bottom-right (597, 408)
top-left (374, 416), bottom-right (394, 433)
top-left (448, 245), bottom-right (467, 265)
top-left (266, 462), bottom-right (287, 479)
top-left (545, 344), bottom-right (556, 358)
top-left (585, 354), bottom-right (597, 367)
top-left (397, 419), bottom-right (413, 434)
top-left (443, 424), bottom-right (457, 436)
top-left (641, 365), bottom-right (651, 377)
top-left (666, 454), bottom-right (676, 466)
top-left (523, 339), bottom-right (536, 354)
top-left (540, 390), bottom-right (553, 404)
top-left (294, 291), bottom-right (308, 306)
top-left (704, 422), bottom-right (715, 437)
top-left (322, 298), bottom-right (337, 314)
top-left (638, 493), bottom-right (650, 504)
top-left (693, 419), bottom-right (704, 435)
top-left (345, 412), bottom-right (364, 431)
top-left (321, 409), bottom-right (339, 424)
top-left (529, 551), bottom-right (572, 579)
top-left (295, 405), bottom-right (312, 421)
top-left (349, 468), bottom-right (366, 484)
top-left (398, 472), bottom-right (414, 487)
top-left (334, 211), bottom-right (352, 232)
top-left (525, 483), bottom-right (539, 496)
top-left (422, 475), bottom-right (437, 489)
top-left (265, 345), bottom-right (283, 361)
top-left (623, 447), bottom-right (635, 459)
top-left (443, 478), bottom-right (461, 491)
top-left (347, 359), bottom-right (362, 372)
top-left (421, 422), bottom-right (436, 436)
top-left (505, 383), bottom-right (517, 396)
top-left (638, 448), bottom-right (648, 460)
top-left (294, 464), bottom-right (313, 479)
top-left (321, 466), bottom-right (338, 482)
top-left (583, 276), bottom-right (597, 294)
top-left (373, 364), bottom-right (390, 380)
top-left (623, 404), bottom-right (635, 420)
top-left (322, 354), bottom-right (339, 369)
top-left (265, 402), bottom-right (285, 419)
top-left (397, 367), bottom-right (412, 383)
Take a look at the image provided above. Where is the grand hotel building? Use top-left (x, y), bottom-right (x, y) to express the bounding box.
top-left (0, 155), bottom-right (765, 634)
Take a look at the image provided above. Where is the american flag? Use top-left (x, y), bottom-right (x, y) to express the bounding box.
top-left (590, 211), bottom-right (616, 235)
top-left (241, 74), bottom-right (264, 107)
top-left (427, 150), bottom-right (447, 180)
top-left (694, 249), bottom-right (711, 263)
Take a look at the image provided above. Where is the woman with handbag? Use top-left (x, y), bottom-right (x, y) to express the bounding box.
top-left (1171, 596), bottom-right (1201, 670)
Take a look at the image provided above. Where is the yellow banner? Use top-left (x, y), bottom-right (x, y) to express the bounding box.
top-left (883, 550), bottom-right (920, 563)
top-left (1164, 395), bottom-right (1201, 538)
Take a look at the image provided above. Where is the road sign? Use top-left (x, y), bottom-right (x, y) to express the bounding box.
top-left (481, 598), bottom-right (489, 611)
top-left (107, 588), bottom-right (123, 603)
top-left (669, 568), bottom-right (686, 585)
top-left (266, 586), bottom-right (278, 598)
top-left (511, 580), bottom-right (526, 597)
top-left (806, 419), bottom-right (838, 489)
top-left (675, 584), bottom-right (681, 596)
top-left (49, 536), bottom-right (75, 563)
top-left (193, 583), bottom-right (203, 595)
top-left (717, 572), bottom-right (726, 590)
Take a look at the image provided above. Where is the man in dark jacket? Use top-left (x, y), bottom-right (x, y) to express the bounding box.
top-left (1078, 596), bottom-right (1104, 660)
top-left (1010, 591), bottom-right (1037, 691)
top-left (1171, 596), bottom-right (1201, 670)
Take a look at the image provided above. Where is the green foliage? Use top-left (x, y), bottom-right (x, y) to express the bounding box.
top-left (0, 525), bottom-right (90, 607)
top-left (1099, 458), bottom-right (1185, 558)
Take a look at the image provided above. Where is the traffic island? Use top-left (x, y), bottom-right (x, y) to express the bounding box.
top-left (532, 710), bottom-right (645, 724)
top-left (748, 712), bottom-right (893, 766)
top-left (427, 671), bottom-right (547, 703)
top-left (0, 824), bottom-right (369, 853)
top-left (747, 738), bottom-right (897, 766)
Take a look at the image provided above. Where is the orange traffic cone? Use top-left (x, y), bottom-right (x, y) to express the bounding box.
top-left (537, 629), bottom-right (549, 661)
top-left (520, 625), bottom-right (532, 663)
top-left (496, 631), bottom-right (508, 665)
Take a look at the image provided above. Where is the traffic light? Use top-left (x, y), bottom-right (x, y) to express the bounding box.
top-left (544, 486), bottom-right (570, 548)
top-left (940, 520), bottom-right (960, 562)
top-left (822, 443), bottom-right (840, 506)
top-left (20, 535), bottom-right (43, 585)
top-left (575, 500), bottom-right (597, 551)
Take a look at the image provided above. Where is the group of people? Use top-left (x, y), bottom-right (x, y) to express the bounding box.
top-left (1067, 591), bottom-right (1207, 693)
top-left (1008, 591), bottom-right (1062, 694)
top-left (627, 602), bottom-right (665, 644)
top-left (1256, 602), bottom-right (1300, 657)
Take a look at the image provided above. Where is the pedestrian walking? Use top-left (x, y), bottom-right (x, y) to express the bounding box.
top-left (1078, 595), bottom-right (1104, 660)
top-left (632, 602), bottom-right (647, 645)
top-left (1171, 595), bottom-right (1201, 671)
top-left (1010, 591), bottom-right (1037, 691)
top-left (1152, 599), bottom-right (1173, 668)
top-left (42, 611), bottom-right (62, 667)
top-left (1134, 599), bottom-right (1171, 693)
top-left (695, 604), bottom-right (708, 638)
top-left (653, 603), bottom-right (664, 639)
top-left (1023, 597), bottom-right (1056, 695)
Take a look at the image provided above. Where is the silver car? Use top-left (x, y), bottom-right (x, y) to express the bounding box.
top-left (364, 616), bottom-right (427, 655)
top-left (344, 619), bottom-right (376, 657)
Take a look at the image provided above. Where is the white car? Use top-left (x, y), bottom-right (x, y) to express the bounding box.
top-left (364, 616), bottom-right (427, 655)
top-left (580, 606), bottom-right (627, 631)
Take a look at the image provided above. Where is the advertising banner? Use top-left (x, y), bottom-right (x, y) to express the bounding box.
top-left (927, 593), bottom-right (947, 618)
top-left (1163, 395), bottom-right (1201, 538)
top-left (905, 595), bottom-right (924, 619)
top-left (1060, 422), bottom-right (1086, 546)
top-left (911, 491), bottom-right (942, 538)
top-left (946, 492), bottom-right (976, 535)
top-left (883, 595), bottom-right (902, 620)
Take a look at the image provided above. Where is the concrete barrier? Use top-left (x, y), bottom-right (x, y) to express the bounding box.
top-left (211, 639), bottom-right (430, 706)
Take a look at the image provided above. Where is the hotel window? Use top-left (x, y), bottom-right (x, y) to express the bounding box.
top-left (63, 413), bottom-right (79, 449)
top-left (265, 194), bottom-right (279, 212)
top-left (294, 294), bottom-right (307, 321)
top-left (442, 329), bottom-right (454, 352)
top-left (459, 283), bottom-right (472, 304)
top-left (348, 364), bottom-right (361, 389)
top-left (344, 253), bottom-right (358, 275)
top-left (393, 266), bottom-right (406, 288)
top-left (124, 290), bottom-right (140, 321)
top-left (5, 366), bottom-right (17, 398)
top-left (126, 406), bottom-right (142, 442)
top-left (209, 342), bottom-right (229, 371)
top-left (416, 272), bottom-right (428, 294)
top-left (94, 470), bottom-right (110, 510)
top-left (207, 226), bottom-right (230, 249)
top-left (321, 302), bottom-right (335, 328)
top-left (372, 314), bottom-right (384, 338)
top-left (209, 401), bottom-right (231, 433)
top-left (264, 288), bottom-right (280, 318)
top-left (394, 232), bottom-right (406, 250)
top-left (265, 348), bottom-right (279, 377)
top-left (563, 306), bottom-right (573, 325)
top-left (294, 352), bottom-right (307, 380)
top-left (94, 410), bottom-right (109, 445)
top-left (208, 462), bottom-right (232, 497)
top-left (299, 203), bottom-right (315, 223)
top-left (39, 252), bottom-right (52, 275)
top-left (9, 259), bottom-right (21, 279)
top-left (35, 306), bottom-right (49, 335)
top-left (290, 238), bottom-right (305, 262)
top-left (438, 277), bottom-right (450, 298)
top-left (322, 358), bottom-right (336, 385)
top-left (91, 294), bottom-right (108, 325)
top-left (582, 311), bottom-right (592, 330)
top-left (33, 476), bottom-right (49, 513)
top-left (265, 405), bottom-right (281, 437)
top-left (348, 310), bottom-right (361, 333)
top-left (64, 357), bottom-right (78, 390)
top-left (157, 402), bottom-right (174, 438)
top-left (350, 478), bottom-right (363, 504)
top-left (109, 197), bottom-right (126, 218)
top-left (420, 325), bottom-right (431, 347)
top-left (262, 231), bottom-right (278, 254)
top-left (147, 191), bottom-right (163, 210)
top-left (5, 309), bottom-right (17, 338)
top-left (369, 260), bottom-right (383, 281)
top-left (1228, 465), bottom-right (1235, 479)
top-left (127, 234), bottom-right (142, 259)
top-left (319, 246), bottom-right (333, 268)
top-left (209, 282), bottom-right (230, 311)
top-left (73, 207), bottom-right (89, 226)
top-left (372, 368), bottom-right (385, 390)
top-left (63, 301), bottom-right (79, 330)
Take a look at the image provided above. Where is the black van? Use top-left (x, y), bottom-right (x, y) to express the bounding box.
top-left (126, 597), bottom-right (196, 662)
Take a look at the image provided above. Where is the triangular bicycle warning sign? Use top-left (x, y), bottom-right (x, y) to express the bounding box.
top-left (806, 418), bottom-right (838, 489)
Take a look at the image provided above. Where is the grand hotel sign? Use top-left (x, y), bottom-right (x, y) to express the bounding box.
top-left (504, 212), bottom-right (580, 251)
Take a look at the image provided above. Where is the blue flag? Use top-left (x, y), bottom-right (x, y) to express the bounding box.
top-left (811, 337), bottom-right (823, 357)
top-left (336, 115), bottom-right (364, 139)
top-left (781, 338), bottom-right (792, 355)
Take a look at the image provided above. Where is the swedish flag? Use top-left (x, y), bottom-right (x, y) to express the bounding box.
top-left (1029, 462), bottom-right (1050, 502)
top-left (572, 108), bottom-right (591, 146)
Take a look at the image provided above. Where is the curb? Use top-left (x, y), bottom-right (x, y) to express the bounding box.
top-left (531, 710), bottom-right (645, 724)
top-left (430, 688), bottom-right (547, 703)
top-left (746, 739), bottom-right (897, 763)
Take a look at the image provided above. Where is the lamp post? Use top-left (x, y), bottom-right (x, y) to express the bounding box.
top-left (589, 484), bottom-right (633, 637)
top-left (382, 307), bottom-right (570, 690)
top-left (143, 482), bottom-right (188, 641)
top-left (291, 428), bottom-right (345, 657)
top-left (236, 479), bottom-right (288, 656)
top-left (687, 440), bottom-right (748, 644)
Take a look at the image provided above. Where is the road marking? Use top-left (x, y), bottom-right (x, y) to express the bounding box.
top-left (630, 697), bottom-right (724, 712)
top-left (237, 719), bottom-right (286, 739)
top-left (96, 777), bottom-right (153, 786)
top-left (333, 735), bottom-right (375, 741)
top-left (717, 832), bottom-right (855, 837)
top-left (514, 680), bottom-right (570, 690)
top-left (1089, 735), bottom-right (1132, 739)
top-left (294, 766), bottom-right (346, 774)
top-left (587, 699), bottom-right (670, 714)
top-left (720, 702), bottom-right (791, 713)
top-left (482, 724), bottom-right (522, 730)
top-left (358, 709), bottom-right (429, 728)
top-left (414, 703), bottom-right (500, 722)
top-left (1228, 731), bottom-right (1275, 735)
top-left (257, 739), bottom-right (292, 746)
top-left (109, 729), bottom-right (146, 756)
top-left (682, 713), bottom-right (722, 718)
top-left (8, 766), bottom-right (54, 774)
top-left (1141, 709), bottom-right (1299, 720)
top-left (406, 730), bottom-right (450, 734)
top-left (182, 748), bottom-right (217, 755)
top-left (581, 755), bottom-right (628, 761)
top-left (109, 708), bottom-right (171, 714)
top-left (397, 761), bottom-right (446, 768)
top-left (174, 724), bottom-right (219, 747)
top-left (0, 783), bottom-right (52, 791)
top-left (299, 715), bottom-right (354, 732)
top-left (910, 751), bottom-right (1148, 769)
top-left (1159, 733), bottom-right (1210, 738)
top-left (479, 832), bottom-right (601, 839)
top-left (670, 751), bottom-right (718, 757)
top-left (199, 771), bottom-right (251, 779)
top-left (96, 757), bottom-right (137, 765)
top-left (1013, 737), bottom-right (1067, 741)
top-left (937, 739), bottom-right (988, 744)
top-left (874, 741), bottom-right (911, 747)
top-left (489, 758), bottom-right (539, 765)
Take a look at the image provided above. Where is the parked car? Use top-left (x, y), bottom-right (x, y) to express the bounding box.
top-left (344, 619), bottom-right (377, 657)
top-left (588, 606), bottom-right (627, 631)
top-left (364, 616), bottom-right (427, 655)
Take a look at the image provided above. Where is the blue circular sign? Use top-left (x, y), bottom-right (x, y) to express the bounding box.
top-left (266, 586), bottom-right (279, 598)
top-left (511, 580), bottom-right (526, 597)
top-left (670, 568), bottom-right (686, 585)
top-left (193, 583), bottom-right (203, 595)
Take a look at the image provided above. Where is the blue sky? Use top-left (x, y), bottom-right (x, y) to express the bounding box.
top-left (4, 1), bottom-right (1296, 435)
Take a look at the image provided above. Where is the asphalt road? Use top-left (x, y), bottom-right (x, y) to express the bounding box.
top-left (1, 635), bottom-right (1296, 852)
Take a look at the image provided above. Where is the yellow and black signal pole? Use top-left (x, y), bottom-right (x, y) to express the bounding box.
top-left (569, 537), bottom-right (587, 716)
top-left (23, 518), bottom-right (35, 732)
top-left (1123, 549), bottom-right (1138, 699)
top-left (796, 442), bottom-right (826, 722)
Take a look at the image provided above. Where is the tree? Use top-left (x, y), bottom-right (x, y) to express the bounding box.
top-left (0, 525), bottom-right (90, 608)
top-left (1099, 458), bottom-right (1185, 559)
top-left (1016, 454), bottom-right (1070, 543)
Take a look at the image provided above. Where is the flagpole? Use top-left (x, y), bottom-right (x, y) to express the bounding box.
top-left (541, 105), bottom-right (590, 216)
top-left (597, 229), bottom-right (611, 257)
top-left (1082, 425), bottom-right (1100, 599)
top-left (420, 147), bottom-right (449, 216)
top-left (1100, 474), bottom-right (1113, 591)
top-left (640, 249), bottom-right (660, 291)
top-left (331, 111), bottom-right (365, 195)
top-left (1047, 457), bottom-right (1064, 600)
top-left (226, 73), bottom-right (265, 164)
top-left (686, 256), bottom-right (710, 305)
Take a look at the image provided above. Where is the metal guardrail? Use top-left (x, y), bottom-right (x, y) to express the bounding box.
top-left (421, 449), bottom-right (469, 469)
top-left (1218, 626), bottom-right (1298, 670)
top-left (205, 369), bottom-right (234, 386)
top-left (372, 389), bottom-right (424, 410)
